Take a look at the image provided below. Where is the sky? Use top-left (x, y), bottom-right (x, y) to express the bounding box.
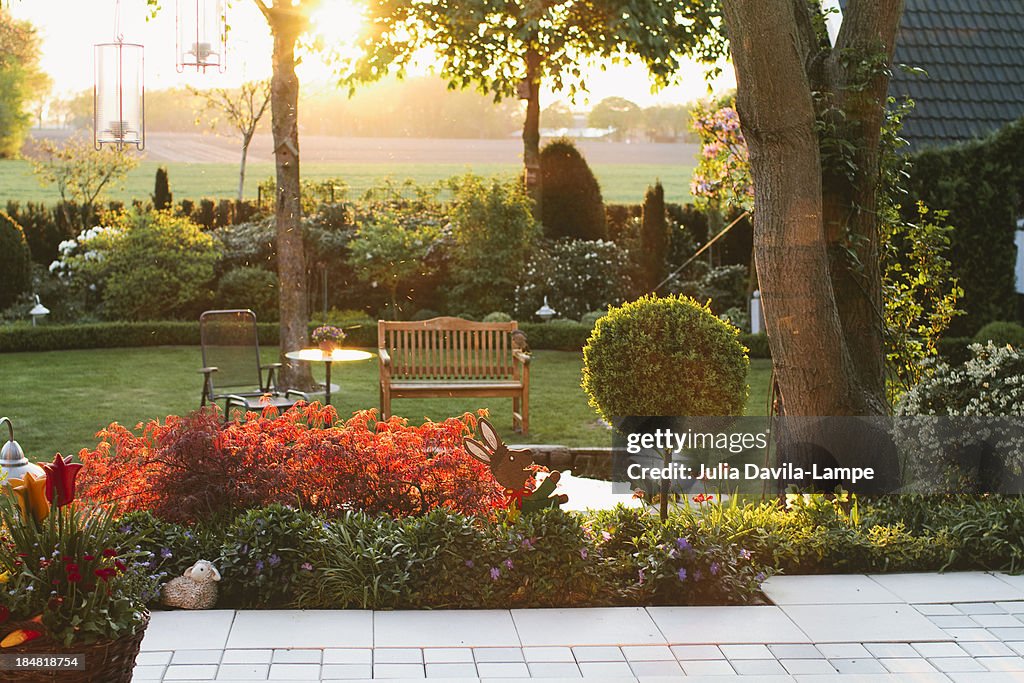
top-left (10, 0), bottom-right (735, 108)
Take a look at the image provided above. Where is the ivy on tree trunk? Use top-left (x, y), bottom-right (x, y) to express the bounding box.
top-left (720, 0), bottom-right (903, 416)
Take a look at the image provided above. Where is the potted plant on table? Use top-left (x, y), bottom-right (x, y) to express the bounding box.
top-left (0, 455), bottom-right (154, 683)
top-left (311, 325), bottom-right (346, 355)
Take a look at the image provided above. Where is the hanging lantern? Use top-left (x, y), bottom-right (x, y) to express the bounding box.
top-left (94, 39), bottom-right (144, 151)
top-left (94, 1), bottom-right (144, 152)
top-left (176, 0), bottom-right (227, 73)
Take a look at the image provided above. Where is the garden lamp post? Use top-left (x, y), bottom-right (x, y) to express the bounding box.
top-left (0, 417), bottom-right (45, 481)
top-left (176, 0), bottom-right (227, 73)
top-left (94, 1), bottom-right (145, 151)
top-left (29, 295), bottom-right (49, 327)
top-left (535, 296), bottom-right (557, 322)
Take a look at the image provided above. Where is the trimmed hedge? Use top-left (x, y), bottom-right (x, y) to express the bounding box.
top-left (0, 320), bottom-right (777, 357)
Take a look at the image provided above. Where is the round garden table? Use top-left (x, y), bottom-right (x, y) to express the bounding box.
top-left (284, 348), bottom-right (373, 405)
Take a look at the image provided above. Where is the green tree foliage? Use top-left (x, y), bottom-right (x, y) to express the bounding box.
top-left (30, 136), bottom-right (140, 230)
top-left (345, 0), bottom-right (726, 205)
top-left (0, 211), bottom-right (31, 309)
top-left (588, 96), bottom-right (642, 141)
top-left (0, 9), bottom-right (48, 157)
top-left (153, 167), bottom-right (172, 210)
top-left (446, 175), bottom-right (540, 317)
top-left (539, 139), bottom-right (606, 240)
top-left (348, 216), bottom-right (442, 320)
top-left (582, 294), bottom-right (749, 420)
top-left (542, 101), bottom-right (575, 130)
top-left (60, 211), bottom-right (219, 321)
top-left (639, 182), bottom-right (669, 292)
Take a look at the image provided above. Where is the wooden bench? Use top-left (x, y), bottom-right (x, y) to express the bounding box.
top-left (378, 317), bottom-right (531, 433)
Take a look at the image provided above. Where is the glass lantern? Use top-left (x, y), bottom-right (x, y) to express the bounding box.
top-left (94, 40), bottom-right (145, 151)
top-left (177, 0), bottom-right (227, 73)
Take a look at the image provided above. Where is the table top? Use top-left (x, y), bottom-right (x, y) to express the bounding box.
top-left (285, 349), bottom-right (373, 363)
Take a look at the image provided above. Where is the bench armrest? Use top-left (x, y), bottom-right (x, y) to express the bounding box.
top-left (378, 349), bottom-right (391, 367)
top-left (512, 350), bottom-right (531, 366)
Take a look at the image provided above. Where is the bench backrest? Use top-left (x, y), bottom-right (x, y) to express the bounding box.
top-left (379, 317), bottom-right (521, 381)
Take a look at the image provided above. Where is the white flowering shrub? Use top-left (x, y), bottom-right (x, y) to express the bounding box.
top-left (514, 238), bottom-right (634, 321)
top-left (895, 342), bottom-right (1024, 491)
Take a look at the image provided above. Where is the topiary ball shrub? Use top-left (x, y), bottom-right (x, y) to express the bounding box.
top-left (539, 138), bottom-right (607, 241)
top-left (216, 266), bottom-right (279, 322)
top-left (973, 321), bottom-right (1024, 348)
top-left (583, 294), bottom-right (749, 419)
top-left (0, 212), bottom-right (31, 310)
top-left (482, 311), bottom-right (513, 323)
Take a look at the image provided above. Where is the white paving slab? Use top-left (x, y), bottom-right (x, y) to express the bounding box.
top-left (762, 575), bottom-right (902, 605)
top-left (142, 610), bottom-right (236, 651)
top-left (647, 606), bottom-right (809, 644)
top-left (376, 610), bottom-right (520, 648)
top-left (870, 572), bottom-right (1024, 603)
top-left (782, 604), bottom-right (948, 643)
top-left (513, 608), bottom-right (664, 646)
top-left (226, 610), bottom-right (372, 649)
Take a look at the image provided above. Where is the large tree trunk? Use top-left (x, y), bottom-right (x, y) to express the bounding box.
top-left (522, 48), bottom-right (542, 216)
top-left (720, 0), bottom-right (889, 417)
top-left (267, 8), bottom-right (314, 390)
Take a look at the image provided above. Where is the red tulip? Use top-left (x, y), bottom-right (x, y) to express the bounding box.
top-left (41, 454), bottom-right (83, 507)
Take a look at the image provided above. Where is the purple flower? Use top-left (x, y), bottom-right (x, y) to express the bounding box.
top-left (601, 531), bottom-right (612, 541)
top-left (521, 538), bottom-right (534, 550)
top-left (465, 560), bottom-right (475, 568)
top-left (300, 562), bottom-right (313, 571)
top-left (678, 567), bottom-right (688, 582)
top-left (490, 567), bottom-right (501, 581)
top-left (580, 548), bottom-right (589, 560)
top-left (268, 554), bottom-right (281, 568)
top-left (638, 568), bottom-right (646, 585)
top-left (160, 547), bottom-right (172, 559)
top-left (254, 560), bottom-right (265, 574)
top-left (710, 562), bottom-right (721, 576)
top-left (504, 559), bottom-right (514, 571)
top-left (755, 572), bottom-right (766, 583)
top-left (739, 549), bottom-right (751, 560)
top-left (675, 538), bottom-right (692, 552)
top-left (694, 570), bottom-right (703, 581)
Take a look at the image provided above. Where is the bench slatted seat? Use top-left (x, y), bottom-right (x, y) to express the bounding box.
top-left (378, 317), bottom-right (531, 433)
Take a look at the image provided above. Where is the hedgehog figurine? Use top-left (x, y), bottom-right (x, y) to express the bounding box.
top-left (161, 560), bottom-right (221, 610)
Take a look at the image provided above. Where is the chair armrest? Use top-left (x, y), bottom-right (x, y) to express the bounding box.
top-left (285, 389), bottom-right (309, 400)
top-left (261, 362), bottom-right (284, 392)
top-left (199, 366), bottom-right (219, 375)
top-left (198, 367), bottom-right (218, 407)
top-left (512, 350), bottom-right (531, 366)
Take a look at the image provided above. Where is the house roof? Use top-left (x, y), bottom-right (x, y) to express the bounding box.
top-left (887, 0), bottom-right (1024, 149)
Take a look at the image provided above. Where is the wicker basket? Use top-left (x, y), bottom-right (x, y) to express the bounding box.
top-left (2, 611), bottom-right (149, 683)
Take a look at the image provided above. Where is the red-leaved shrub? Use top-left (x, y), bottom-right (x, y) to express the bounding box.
top-left (78, 404), bottom-right (505, 523)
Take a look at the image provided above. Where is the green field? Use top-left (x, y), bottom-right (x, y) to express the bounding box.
top-left (0, 159), bottom-right (694, 206)
top-left (0, 347), bottom-right (770, 461)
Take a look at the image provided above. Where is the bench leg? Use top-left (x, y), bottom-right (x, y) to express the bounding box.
top-left (520, 389), bottom-right (529, 435)
top-left (513, 396), bottom-right (521, 432)
top-left (380, 383), bottom-right (391, 421)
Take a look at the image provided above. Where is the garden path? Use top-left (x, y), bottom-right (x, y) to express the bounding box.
top-left (133, 571), bottom-right (1024, 681)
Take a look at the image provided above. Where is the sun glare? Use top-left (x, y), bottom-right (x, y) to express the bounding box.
top-left (309, 0), bottom-right (366, 49)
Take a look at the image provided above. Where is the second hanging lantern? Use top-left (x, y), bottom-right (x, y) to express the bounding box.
top-left (177, 0), bottom-right (227, 73)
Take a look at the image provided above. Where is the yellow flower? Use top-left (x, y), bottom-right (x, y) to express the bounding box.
top-left (7, 472), bottom-right (49, 524)
top-left (0, 572), bottom-right (9, 584)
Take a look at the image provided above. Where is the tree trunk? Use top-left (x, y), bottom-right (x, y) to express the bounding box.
top-left (522, 48), bottom-right (542, 216)
top-left (267, 9), bottom-right (314, 390)
top-left (720, 0), bottom-right (875, 417)
top-left (238, 138), bottom-right (250, 202)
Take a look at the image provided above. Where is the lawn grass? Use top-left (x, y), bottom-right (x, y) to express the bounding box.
top-left (0, 347), bottom-right (771, 461)
top-left (0, 159), bottom-right (694, 206)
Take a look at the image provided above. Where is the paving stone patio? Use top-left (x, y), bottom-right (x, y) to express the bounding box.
top-left (133, 571), bottom-right (1024, 681)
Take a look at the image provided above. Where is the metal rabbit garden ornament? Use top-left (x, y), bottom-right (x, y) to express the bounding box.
top-left (463, 418), bottom-right (568, 514)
